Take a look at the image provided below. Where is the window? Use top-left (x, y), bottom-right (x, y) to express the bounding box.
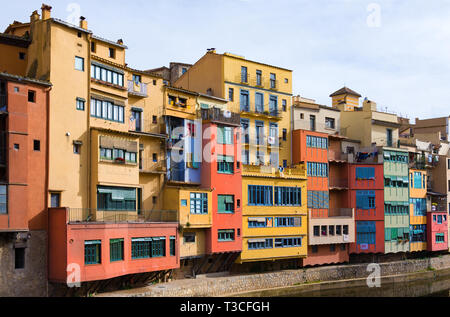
top-left (14, 87), bottom-right (19, 93)
top-left (248, 185), bottom-right (273, 206)
top-left (284, 78), bottom-right (289, 84)
top-left (170, 237), bottom-right (176, 256)
top-left (256, 121), bottom-right (264, 145)
top-left (307, 163), bottom-right (328, 177)
top-left (15, 248), bottom-right (25, 269)
top-left (217, 155), bottom-right (234, 174)
top-left (184, 233), bottom-right (196, 243)
top-left (313, 226), bottom-right (320, 237)
top-left (310, 115), bottom-right (316, 131)
top-left (274, 237), bottom-right (302, 248)
top-left (306, 136), bottom-right (328, 149)
top-left (386, 129), bottom-right (393, 147)
top-left (190, 193), bottom-right (208, 214)
top-left (218, 126), bottom-right (233, 145)
top-left (307, 191), bottom-right (330, 209)
top-left (152, 115), bottom-right (158, 124)
top-left (255, 92), bottom-right (264, 113)
top-left (19, 52), bottom-right (26, 60)
top-left (28, 90), bottom-right (36, 103)
top-left (300, 113), bottom-right (304, 119)
top-left (311, 246), bottom-right (318, 253)
top-left (357, 221), bottom-right (376, 245)
top-left (241, 66), bottom-right (248, 83)
top-left (133, 74), bottom-right (141, 85)
top-left (329, 226), bottom-right (335, 236)
top-left (0, 186), bottom-right (6, 214)
top-left (97, 186), bottom-right (137, 211)
top-left (110, 239), bottom-right (124, 262)
top-left (242, 150), bottom-right (249, 165)
top-left (33, 140), bottom-right (40, 151)
top-left (229, 88), bottom-right (234, 101)
top-left (91, 42), bottom-right (96, 53)
top-left (76, 98), bottom-right (85, 111)
top-left (436, 233), bottom-right (445, 243)
top-left (336, 225), bottom-right (342, 235)
top-left (355, 167), bottom-right (375, 180)
top-left (109, 48), bottom-right (116, 59)
top-left (282, 99), bottom-right (287, 112)
top-left (73, 143), bottom-right (81, 155)
top-left (330, 245), bottom-right (336, 252)
top-left (75, 56), bottom-right (84, 71)
top-left (270, 73), bottom-right (276, 88)
top-left (240, 90), bottom-right (249, 111)
top-left (131, 238), bottom-right (151, 259)
top-left (151, 238), bottom-right (166, 257)
top-left (256, 70), bottom-right (262, 86)
top-left (50, 193), bottom-right (60, 208)
top-left (269, 95), bottom-right (278, 114)
top-left (90, 98), bottom-right (125, 123)
top-left (275, 217), bottom-right (301, 227)
top-left (274, 187), bottom-right (302, 206)
top-left (182, 67), bottom-right (187, 74)
top-left (248, 239), bottom-right (273, 250)
top-left (152, 196), bottom-right (157, 204)
top-left (85, 240), bottom-right (101, 265)
top-left (356, 191), bottom-right (376, 209)
top-left (218, 195), bottom-right (234, 213)
top-left (91, 63), bottom-right (124, 87)
top-left (341, 244), bottom-right (346, 251)
top-left (241, 119), bottom-right (249, 144)
top-left (321, 226), bottom-right (327, 236)
top-left (218, 230), bottom-right (235, 242)
top-left (283, 160), bottom-right (288, 168)
top-left (325, 117), bottom-right (335, 129)
top-left (77, 32), bottom-right (82, 38)
top-left (153, 153), bottom-right (158, 162)
top-left (283, 129), bottom-right (287, 141)
top-left (343, 225), bottom-right (349, 235)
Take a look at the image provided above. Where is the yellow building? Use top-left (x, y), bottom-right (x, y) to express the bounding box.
top-left (174, 51), bottom-right (308, 264)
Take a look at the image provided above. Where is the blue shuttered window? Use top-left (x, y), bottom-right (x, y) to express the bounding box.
top-left (190, 193), bottom-right (208, 214)
top-left (307, 191), bottom-right (329, 209)
top-left (274, 187), bottom-right (302, 206)
top-left (356, 167), bottom-right (375, 180)
top-left (356, 191), bottom-right (376, 209)
top-left (356, 221), bottom-right (376, 245)
top-left (248, 185), bottom-right (273, 206)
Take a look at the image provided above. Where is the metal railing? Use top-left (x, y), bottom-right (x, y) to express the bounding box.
top-left (129, 118), bottom-right (166, 135)
top-left (140, 160), bottom-right (167, 174)
top-left (68, 208), bottom-right (178, 224)
top-left (200, 107), bottom-right (241, 126)
top-left (329, 179), bottom-right (349, 189)
top-left (127, 80), bottom-right (148, 97)
top-left (310, 208), bottom-right (354, 219)
top-left (240, 107), bottom-right (283, 119)
top-left (242, 164), bottom-right (307, 178)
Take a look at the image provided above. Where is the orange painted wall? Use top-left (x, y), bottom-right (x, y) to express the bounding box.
top-left (303, 245), bottom-right (349, 266)
top-left (0, 80), bottom-right (48, 231)
top-left (48, 208), bottom-right (180, 283)
top-left (202, 123), bottom-right (242, 254)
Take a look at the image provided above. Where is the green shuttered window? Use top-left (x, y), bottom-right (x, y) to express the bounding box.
top-left (110, 239), bottom-right (124, 262)
top-left (85, 240), bottom-right (101, 265)
top-left (218, 195), bottom-right (234, 213)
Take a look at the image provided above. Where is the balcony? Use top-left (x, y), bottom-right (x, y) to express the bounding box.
top-left (129, 119), bottom-right (167, 137)
top-left (409, 156), bottom-right (426, 170)
top-left (67, 208), bottom-right (178, 224)
top-left (328, 151), bottom-right (348, 163)
top-left (311, 208), bottom-right (354, 219)
top-left (200, 107), bottom-right (240, 126)
top-left (329, 179), bottom-right (349, 190)
top-left (240, 107), bottom-right (283, 121)
top-left (140, 160), bottom-right (167, 174)
top-left (242, 164), bottom-right (307, 179)
top-left (127, 80), bottom-right (148, 97)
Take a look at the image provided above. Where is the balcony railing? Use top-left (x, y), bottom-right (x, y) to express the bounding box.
top-left (129, 119), bottom-right (167, 136)
top-left (240, 107), bottom-right (283, 120)
top-left (310, 208), bottom-right (354, 219)
top-left (329, 179), bottom-right (349, 189)
top-left (409, 157), bottom-right (426, 170)
top-left (140, 160), bottom-right (167, 174)
top-left (67, 208), bottom-right (178, 224)
top-left (328, 151), bottom-right (348, 162)
top-left (242, 164), bottom-right (307, 179)
top-left (127, 80), bottom-right (148, 97)
top-left (200, 107), bottom-right (240, 126)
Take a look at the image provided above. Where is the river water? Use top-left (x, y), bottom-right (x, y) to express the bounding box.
top-left (280, 274), bottom-right (450, 297)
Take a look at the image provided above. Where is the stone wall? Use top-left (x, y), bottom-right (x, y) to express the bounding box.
top-left (96, 253), bottom-right (450, 297)
top-left (0, 231), bottom-right (48, 297)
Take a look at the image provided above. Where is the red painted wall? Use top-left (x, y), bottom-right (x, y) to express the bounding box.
top-left (48, 208), bottom-right (180, 283)
top-left (427, 211), bottom-right (448, 251)
top-left (348, 164), bottom-right (385, 254)
top-left (202, 123), bottom-right (242, 254)
top-left (0, 80), bottom-right (48, 231)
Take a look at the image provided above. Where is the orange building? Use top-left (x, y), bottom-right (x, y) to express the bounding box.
top-left (0, 73), bottom-right (51, 296)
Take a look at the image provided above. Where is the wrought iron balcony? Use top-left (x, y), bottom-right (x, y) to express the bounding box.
top-left (242, 164), bottom-right (307, 179)
top-left (200, 107), bottom-right (240, 126)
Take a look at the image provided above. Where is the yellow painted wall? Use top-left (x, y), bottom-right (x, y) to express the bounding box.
top-left (180, 229), bottom-right (206, 259)
top-left (0, 43), bottom-right (28, 76)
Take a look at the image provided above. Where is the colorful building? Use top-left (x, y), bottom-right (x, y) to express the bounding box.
top-left (0, 73), bottom-right (51, 296)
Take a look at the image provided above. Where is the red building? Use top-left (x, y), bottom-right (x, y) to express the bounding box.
top-left (348, 163), bottom-right (385, 254)
top-left (0, 73), bottom-right (51, 296)
top-left (48, 208), bottom-right (179, 284)
top-left (201, 108), bottom-right (242, 258)
top-left (427, 211), bottom-right (448, 252)
top-left (293, 130), bottom-right (355, 266)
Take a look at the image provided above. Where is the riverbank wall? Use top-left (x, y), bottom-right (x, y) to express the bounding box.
top-left (96, 253), bottom-right (450, 297)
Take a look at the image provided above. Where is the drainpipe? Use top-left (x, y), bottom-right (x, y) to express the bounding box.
top-left (44, 85), bottom-right (52, 297)
top-left (87, 32), bottom-right (92, 214)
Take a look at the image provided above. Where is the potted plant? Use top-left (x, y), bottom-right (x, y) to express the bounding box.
top-left (115, 157), bottom-right (125, 164)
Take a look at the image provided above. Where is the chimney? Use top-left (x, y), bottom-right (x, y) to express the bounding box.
top-left (30, 10), bottom-right (40, 23)
top-left (363, 99), bottom-right (377, 112)
top-left (79, 16), bottom-right (88, 30)
top-left (41, 4), bottom-right (52, 20)
top-left (117, 39), bottom-right (124, 45)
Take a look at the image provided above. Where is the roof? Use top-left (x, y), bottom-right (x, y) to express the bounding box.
top-left (330, 87), bottom-right (362, 98)
top-left (92, 35), bottom-right (128, 49)
top-left (0, 72), bottom-right (52, 87)
top-left (0, 33), bottom-right (30, 48)
top-left (219, 52), bottom-right (292, 72)
top-left (293, 102), bottom-right (341, 113)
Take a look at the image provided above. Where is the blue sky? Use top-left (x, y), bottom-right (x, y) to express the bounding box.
top-left (2, 0), bottom-right (450, 121)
